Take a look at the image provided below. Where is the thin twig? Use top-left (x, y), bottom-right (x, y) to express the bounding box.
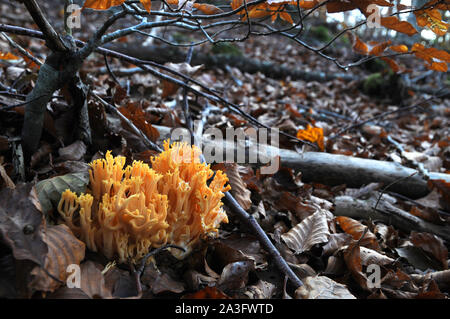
top-left (90, 92), bottom-right (163, 153)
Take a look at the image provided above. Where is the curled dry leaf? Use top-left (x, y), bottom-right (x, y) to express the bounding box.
top-left (0, 164), bottom-right (15, 189)
top-left (209, 240), bottom-right (256, 271)
top-left (118, 102), bottom-right (160, 142)
top-left (77, 261), bottom-right (112, 299)
top-left (104, 267), bottom-right (138, 298)
top-left (395, 246), bottom-right (441, 271)
top-left (410, 231), bottom-right (448, 270)
top-left (224, 163), bottom-right (252, 210)
top-left (335, 216), bottom-right (381, 251)
top-left (359, 246), bottom-right (395, 266)
top-left (183, 269), bottom-right (217, 291)
top-left (295, 276), bottom-right (356, 299)
top-left (0, 184), bottom-right (47, 267)
top-left (321, 233), bottom-right (353, 256)
top-left (276, 191), bottom-right (317, 220)
top-left (323, 256), bottom-right (346, 276)
top-left (243, 280), bottom-right (276, 299)
top-left (374, 223), bottom-right (398, 248)
top-left (36, 171), bottom-right (89, 214)
top-left (58, 140), bottom-right (87, 162)
top-left (343, 241), bottom-right (370, 291)
top-left (281, 210), bottom-right (330, 254)
top-left (218, 260), bottom-right (254, 292)
top-left (30, 224), bottom-right (86, 293)
top-left (142, 266), bottom-right (185, 295)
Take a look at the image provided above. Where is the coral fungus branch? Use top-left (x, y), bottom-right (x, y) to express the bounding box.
top-left (58, 141), bottom-right (230, 264)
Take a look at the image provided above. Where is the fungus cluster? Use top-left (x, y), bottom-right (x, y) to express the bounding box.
top-left (58, 141), bottom-right (230, 263)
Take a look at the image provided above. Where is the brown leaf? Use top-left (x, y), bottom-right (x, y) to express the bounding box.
top-left (380, 17), bottom-right (418, 36)
top-left (0, 164), bottom-right (15, 189)
top-left (427, 178), bottom-right (450, 210)
top-left (30, 224), bottom-right (85, 293)
top-left (218, 260), bottom-right (254, 292)
top-left (223, 163), bottom-right (252, 210)
top-left (141, 267), bottom-right (185, 294)
top-left (243, 280), bottom-right (276, 299)
top-left (58, 140), bottom-right (87, 162)
top-left (336, 216), bottom-right (381, 250)
top-left (322, 233), bottom-right (353, 256)
top-left (193, 3), bottom-right (223, 14)
top-left (78, 261), bottom-right (112, 299)
top-left (0, 184), bottom-right (47, 267)
top-left (281, 210), bottom-right (330, 254)
top-left (118, 102), bottom-right (160, 142)
top-left (359, 246), bottom-right (394, 266)
top-left (410, 231), bottom-right (448, 270)
top-left (343, 241), bottom-right (370, 291)
top-left (295, 276), bottom-right (356, 299)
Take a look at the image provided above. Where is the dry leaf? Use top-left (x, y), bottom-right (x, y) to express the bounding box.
top-left (295, 276), bottom-right (356, 299)
top-left (0, 184), bottom-right (47, 267)
top-left (336, 216), bottom-right (381, 250)
top-left (30, 224), bottom-right (85, 293)
top-left (281, 210), bottom-right (330, 254)
top-left (224, 163), bottom-right (252, 210)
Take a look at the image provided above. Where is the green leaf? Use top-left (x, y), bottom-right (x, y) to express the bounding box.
top-left (36, 172), bottom-right (89, 215)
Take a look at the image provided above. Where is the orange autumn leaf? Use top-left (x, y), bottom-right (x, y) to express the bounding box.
top-left (369, 40), bottom-right (391, 56)
top-left (83, 0), bottom-right (151, 12)
top-left (352, 36), bottom-right (368, 55)
top-left (82, 0), bottom-right (125, 10)
top-left (270, 4), bottom-right (294, 24)
top-left (381, 57), bottom-right (400, 72)
top-left (231, 0), bottom-right (243, 11)
top-left (389, 44), bottom-right (408, 53)
top-left (428, 61), bottom-right (448, 72)
top-left (193, 3), bottom-right (223, 15)
top-left (296, 124), bottom-right (324, 151)
top-left (140, 0), bottom-right (152, 12)
top-left (380, 17), bottom-right (418, 36)
top-left (414, 8), bottom-right (448, 36)
top-left (0, 52), bottom-right (19, 60)
top-left (335, 216), bottom-right (381, 251)
top-left (411, 43), bottom-right (450, 71)
top-left (241, 3), bottom-right (272, 20)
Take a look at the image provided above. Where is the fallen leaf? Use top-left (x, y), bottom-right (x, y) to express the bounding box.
top-left (295, 276), bottom-right (356, 299)
top-left (336, 216), bottom-right (381, 250)
top-left (218, 260), bottom-right (254, 292)
top-left (281, 210), bottom-right (330, 254)
top-left (410, 231), bottom-right (448, 270)
top-left (224, 163), bottom-right (252, 210)
top-left (0, 184), bottom-right (47, 267)
top-left (30, 224), bottom-right (85, 293)
top-left (36, 171), bottom-right (89, 214)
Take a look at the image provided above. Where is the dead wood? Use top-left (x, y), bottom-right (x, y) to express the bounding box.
top-left (154, 125), bottom-right (450, 199)
top-left (334, 195), bottom-right (450, 242)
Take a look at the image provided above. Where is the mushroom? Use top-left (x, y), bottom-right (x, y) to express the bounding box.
top-left (58, 140), bottom-right (230, 263)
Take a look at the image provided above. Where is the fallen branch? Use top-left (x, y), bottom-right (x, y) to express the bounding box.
top-left (334, 195), bottom-right (450, 242)
top-left (154, 125), bottom-right (450, 199)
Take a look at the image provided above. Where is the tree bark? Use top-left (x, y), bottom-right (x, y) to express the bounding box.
top-left (154, 125), bottom-right (450, 199)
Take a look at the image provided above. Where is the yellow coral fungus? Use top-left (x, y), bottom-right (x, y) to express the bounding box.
top-left (58, 141), bottom-right (230, 263)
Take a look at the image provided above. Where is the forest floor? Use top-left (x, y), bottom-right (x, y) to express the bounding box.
top-left (0, 0), bottom-right (450, 299)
